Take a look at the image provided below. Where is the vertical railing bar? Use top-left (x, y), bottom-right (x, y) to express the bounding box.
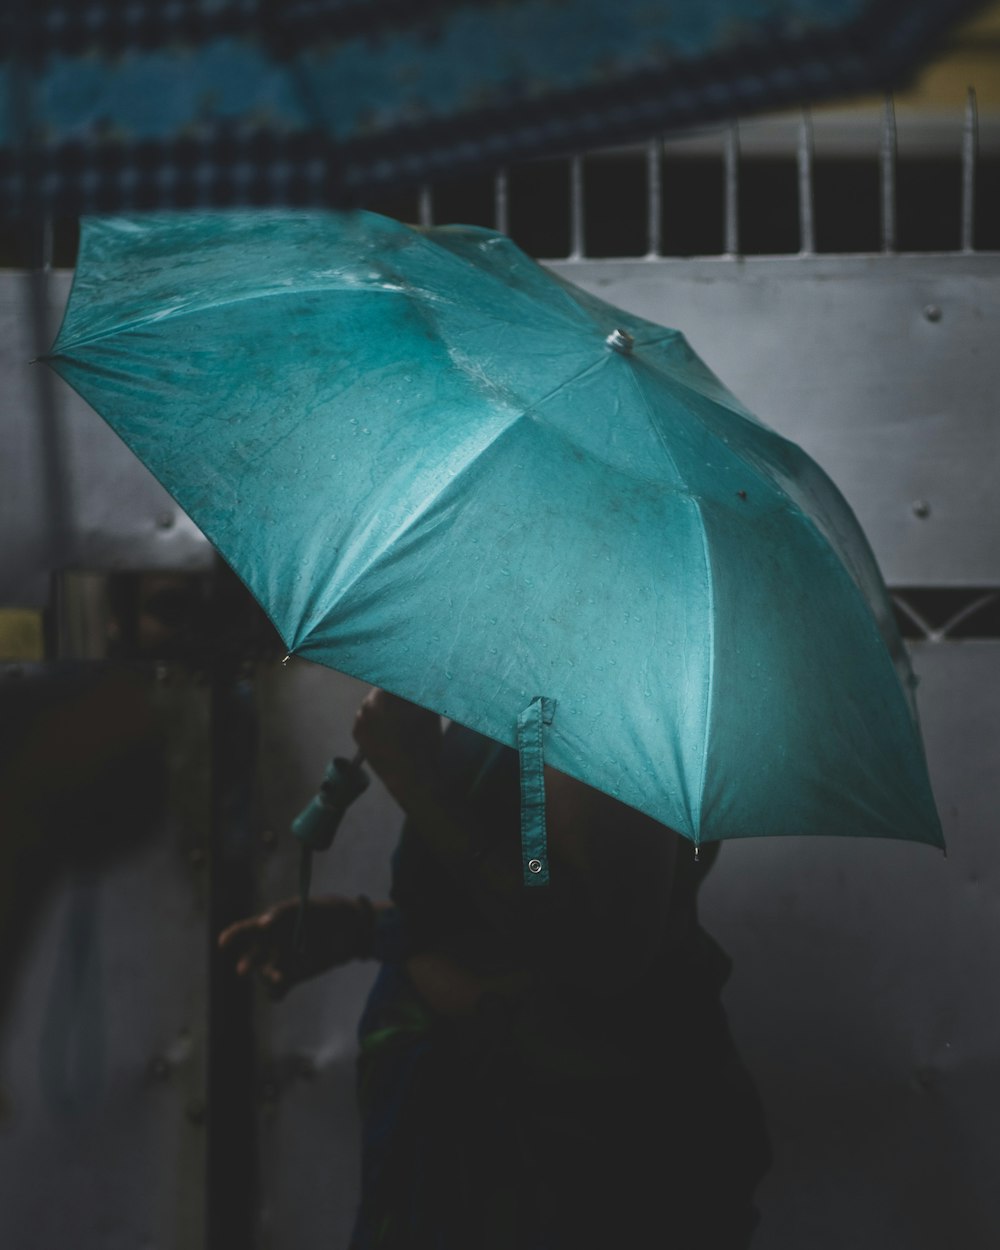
top-left (879, 93), bottom-right (897, 254)
top-left (494, 167), bottom-right (509, 236)
top-left (41, 213), bottom-right (54, 271)
top-left (797, 109), bottom-right (816, 255)
top-left (961, 86), bottom-right (978, 253)
top-left (723, 121), bottom-right (740, 257)
top-left (418, 183), bottom-right (434, 228)
top-left (569, 155), bottom-right (585, 260)
top-left (645, 138), bottom-right (663, 258)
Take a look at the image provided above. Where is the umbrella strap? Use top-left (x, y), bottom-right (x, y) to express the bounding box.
top-left (516, 696), bottom-right (556, 888)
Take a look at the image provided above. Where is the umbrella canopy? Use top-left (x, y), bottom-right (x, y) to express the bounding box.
top-left (3, 0), bottom-right (985, 214)
top-left (45, 210), bottom-right (943, 857)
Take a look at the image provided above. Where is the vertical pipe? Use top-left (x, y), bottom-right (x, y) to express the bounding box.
top-left (879, 94), bottom-right (897, 254)
top-left (418, 183), bottom-right (434, 228)
top-left (645, 139), bottom-right (663, 258)
top-left (494, 167), bottom-right (509, 236)
top-left (207, 645), bottom-right (260, 1250)
top-left (11, 8), bottom-right (74, 615)
top-left (797, 109), bottom-right (816, 255)
top-left (961, 86), bottom-right (978, 253)
top-left (569, 155), bottom-right (585, 260)
top-left (41, 214), bottom-right (54, 271)
top-left (723, 122), bottom-right (740, 257)
top-left (30, 225), bottom-right (73, 624)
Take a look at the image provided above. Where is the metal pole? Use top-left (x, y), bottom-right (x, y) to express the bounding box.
top-left (961, 86), bottom-right (978, 254)
top-left (207, 645), bottom-right (260, 1250)
top-left (723, 122), bottom-right (740, 257)
top-left (879, 94), bottom-right (897, 254)
top-left (40, 213), bottom-right (54, 271)
top-left (646, 139), bottom-right (663, 258)
top-left (797, 110), bottom-right (816, 256)
top-left (418, 184), bottom-right (434, 228)
top-left (494, 168), bottom-right (509, 236)
top-left (568, 156), bottom-right (585, 260)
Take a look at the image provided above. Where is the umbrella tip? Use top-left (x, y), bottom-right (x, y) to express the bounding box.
top-left (605, 328), bottom-right (634, 355)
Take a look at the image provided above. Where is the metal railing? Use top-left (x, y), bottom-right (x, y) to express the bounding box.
top-left (413, 87), bottom-right (989, 260)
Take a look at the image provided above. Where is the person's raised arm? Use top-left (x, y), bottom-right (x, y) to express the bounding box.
top-left (353, 688), bottom-right (679, 996)
top-left (217, 893), bottom-right (383, 1000)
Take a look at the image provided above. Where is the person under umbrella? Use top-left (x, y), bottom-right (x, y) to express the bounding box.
top-left (220, 687), bottom-right (772, 1249)
top-left (48, 207), bottom-right (942, 1245)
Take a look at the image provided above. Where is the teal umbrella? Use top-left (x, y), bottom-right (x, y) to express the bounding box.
top-left (45, 211), bottom-right (943, 878)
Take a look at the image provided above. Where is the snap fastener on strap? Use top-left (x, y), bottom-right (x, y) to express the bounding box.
top-left (516, 696), bottom-right (556, 887)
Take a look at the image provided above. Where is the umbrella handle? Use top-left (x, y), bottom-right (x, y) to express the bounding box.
top-left (291, 750), bottom-right (370, 954)
top-left (291, 752), bottom-right (370, 852)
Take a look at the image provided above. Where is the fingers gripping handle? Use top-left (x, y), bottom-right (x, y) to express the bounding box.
top-left (291, 751), bottom-right (370, 852)
top-left (292, 751), bottom-right (369, 953)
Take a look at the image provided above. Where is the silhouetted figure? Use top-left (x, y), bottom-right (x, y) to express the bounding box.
top-left (221, 690), bottom-right (771, 1249)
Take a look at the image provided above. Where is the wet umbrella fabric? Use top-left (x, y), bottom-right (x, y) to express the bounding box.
top-left (45, 211), bottom-right (943, 864)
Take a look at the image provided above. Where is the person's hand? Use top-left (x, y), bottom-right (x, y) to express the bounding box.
top-left (353, 688), bottom-right (442, 810)
top-left (217, 895), bottom-right (375, 1000)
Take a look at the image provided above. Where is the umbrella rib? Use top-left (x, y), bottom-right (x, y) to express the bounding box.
top-left (295, 356), bottom-right (612, 645)
top-left (423, 232), bottom-right (607, 332)
top-left (49, 282), bottom-right (442, 355)
top-left (693, 506), bottom-right (716, 844)
top-left (619, 354), bottom-right (686, 484)
top-left (638, 332), bottom-right (765, 426)
top-left (53, 217), bottom-right (642, 359)
top-left (619, 361), bottom-right (717, 834)
top-left (52, 267), bottom-right (599, 358)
